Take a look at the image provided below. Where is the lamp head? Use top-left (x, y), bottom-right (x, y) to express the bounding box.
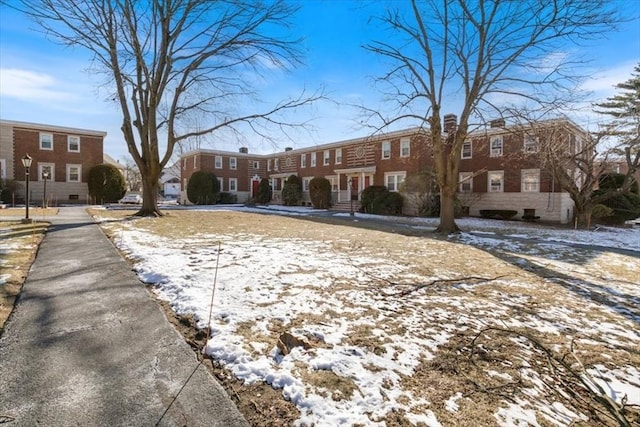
top-left (21, 154), bottom-right (32, 169)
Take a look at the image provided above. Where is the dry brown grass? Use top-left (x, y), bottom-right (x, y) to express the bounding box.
top-left (0, 221), bottom-right (48, 333)
top-left (90, 208), bottom-right (640, 426)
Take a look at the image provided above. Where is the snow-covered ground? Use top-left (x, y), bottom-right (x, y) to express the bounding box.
top-left (93, 206), bottom-right (640, 426)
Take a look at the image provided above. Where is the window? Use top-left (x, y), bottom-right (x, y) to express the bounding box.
top-left (40, 133), bottom-right (53, 150)
top-left (324, 150), bottom-right (330, 166)
top-left (214, 156), bottom-right (222, 169)
top-left (300, 154), bottom-right (307, 168)
top-left (66, 164), bottom-right (81, 182)
top-left (524, 135), bottom-right (538, 153)
top-left (488, 171), bottom-right (504, 192)
top-left (229, 157), bottom-right (237, 170)
top-left (229, 178), bottom-right (238, 192)
top-left (382, 141), bottom-right (391, 159)
top-left (461, 141), bottom-right (472, 159)
top-left (385, 172), bottom-right (406, 192)
top-left (303, 177), bottom-right (312, 192)
top-left (217, 177), bottom-right (223, 191)
top-left (67, 135), bottom-right (80, 152)
top-left (193, 156), bottom-right (197, 168)
top-left (253, 160), bottom-right (260, 169)
top-left (39, 163), bottom-right (55, 181)
top-left (400, 138), bottom-right (410, 157)
top-left (311, 152), bottom-right (317, 167)
top-left (335, 148), bottom-right (342, 164)
top-left (459, 172), bottom-right (473, 193)
top-left (274, 158), bottom-right (279, 171)
top-left (327, 176), bottom-right (338, 192)
top-left (267, 159), bottom-right (272, 171)
top-left (521, 169), bottom-right (540, 192)
top-left (490, 136), bottom-right (503, 157)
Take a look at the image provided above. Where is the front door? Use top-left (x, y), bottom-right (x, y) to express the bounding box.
top-left (252, 180), bottom-right (260, 197)
top-left (350, 176), bottom-right (359, 201)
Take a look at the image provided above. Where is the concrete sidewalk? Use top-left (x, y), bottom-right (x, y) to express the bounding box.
top-left (0, 207), bottom-right (249, 426)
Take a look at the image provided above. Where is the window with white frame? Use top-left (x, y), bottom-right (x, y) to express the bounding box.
top-left (39, 163), bottom-right (55, 181)
top-left (327, 176), bottom-right (338, 192)
top-left (300, 154), bottom-right (307, 168)
top-left (40, 133), bottom-right (53, 150)
top-left (66, 164), bottom-right (81, 182)
top-left (521, 169), bottom-right (540, 192)
top-left (488, 171), bottom-right (504, 192)
top-left (229, 178), bottom-right (237, 192)
top-left (67, 135), bottom-right (80, 152)
top-left (303, 177), bottom-right (312, 192)
top-left (193, 156), bottom-right (197, 168)
top-left (459, 172), bottom-right (473, 193)
top-left (382, 141), bottom-right (391, 159)
top-left (217, 177), bottom-right (223, 191)
top-left (324, 150), bottom-right (330, 165)
top-left (490, 136), bottom-right (503, 157)
top-left (524, 135), bottom-right (539, 153)
top-left (214, 156), bottom-right (222, 169)
top-left (385, 172), bottom-right (405, 192)
top-left (267, 159), bottom-right (272, 171)
top-left (335, 148), bottom-right (342, 164)
top-left (253, 160), bottom-right (260, 169)
top-left (310, 152), bottom-right (317, 167)
top-left (274, 158), bottom-right (279, 171)
top-left (400, 138), bottom-right (410, 157)
top-left (461, 141), bottom-right (472, 159)
top-left (229, 157), bottom-right (237, 170)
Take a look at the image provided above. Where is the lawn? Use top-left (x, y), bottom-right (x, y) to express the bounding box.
top-left (91, 207), bottom-right (640, 427)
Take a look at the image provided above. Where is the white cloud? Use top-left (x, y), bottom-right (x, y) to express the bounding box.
top-left (0, 68), bottom-right (77, 102)
top-left (580, 60), bottom-right (637, 94)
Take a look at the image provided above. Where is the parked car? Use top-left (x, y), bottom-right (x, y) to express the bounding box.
top-left (119, 193), bottom-right (142, 204)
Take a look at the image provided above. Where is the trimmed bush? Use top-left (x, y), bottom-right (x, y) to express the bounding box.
top-left (282, 174), bottom-right (302, 206)
top-left (218, 192), bottom-right (237, 204)
top-left (256, 178), bottom-right (271, 204)
top-left (479, 209), bottom-right (518, 220)
top-left (87, 164), bottom-right (127, 203)
top-left (187, 171), bottom-right (220, 205)
top-left (309, 177), bottom-right (332, 209)
top-left (361, 186), bottom-right (403, 215)
top-left (0, 179), bottom-right (21, 204)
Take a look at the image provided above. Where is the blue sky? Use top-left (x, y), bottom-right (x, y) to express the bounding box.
top-left (1, 1), bottom-right (639, 162)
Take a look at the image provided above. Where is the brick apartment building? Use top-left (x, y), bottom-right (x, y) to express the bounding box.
top-left (0, 119), bottom-right (106, 205)
top-left (181, 118), bottom-right (588, 224)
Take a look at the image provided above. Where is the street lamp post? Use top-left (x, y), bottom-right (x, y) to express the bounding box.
top-left (42, 171), bottom-right (49, 209)
top-left (21, 154), bottom-right (33, 223)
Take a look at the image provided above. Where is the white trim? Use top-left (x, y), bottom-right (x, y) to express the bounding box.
top-left (521, 169), bottom-right (540, 192)
top-left (381, 141), bottom-right (391, 159)
top-left (39, 163), bottom-right (55, 181)
top-left (67, 135), bottom-right (80, 152)
top-left (40, 132), bottom-right (53, 151)
top-left (384, 171), bottom-right (406, 192)
top-left (229, 157), bottom-right (237, 170)
top-left (459, 172), bottom-right (473, 193)
top-left (400, 138), bottom-right (410, 157)
top-left (461, 140), bottom-right (472, 159)
top-left (214, 155), bottom-right (222, 169)
top-left (490, 135), bottom-right (503, 157)
top-left (323, 150), bottom-right (330, 166)
top-left (335, 148), bottom-right (342, 164)
top-left (229, 177), bottom-right (238, 192)
top-left (66, 164), bottom-right (81, 183)
top-left (488, 170), bottom-right (504, 192)
top-left (310, 152), bottom-right (317, 167)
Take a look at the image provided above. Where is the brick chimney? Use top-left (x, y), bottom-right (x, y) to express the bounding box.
top-left (490, 118), bottom-right (505, 128)
top-left (285, 147), bottom-right (293, 151)
top-left (239, 147), bottom-right (248, 154)
top-left (444, 114), bottom-right (457, 133)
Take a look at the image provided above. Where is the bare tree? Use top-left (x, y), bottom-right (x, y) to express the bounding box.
top-left (14, 0), bottom-right (322, 216)
top-left (365, 0), bottom-right (619, 233)
top-left (118, 156), bottom-right (143, 192)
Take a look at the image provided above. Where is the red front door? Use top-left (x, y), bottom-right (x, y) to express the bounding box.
top-left (252, 180), bottom-right (259, 197)
top-left (350, 177), bottom-right (359, 201)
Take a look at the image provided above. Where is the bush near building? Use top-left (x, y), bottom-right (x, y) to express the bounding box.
top-left (256, 178), bottom-right (271, 204)
top-left (187, 171), bottom-right (220, 205)
top-left (595, 173), bottom-right (640, 225)
top-left (309, 177), bottom-right (332, 209)
top-left (282, 175), bottom-right (302, 206)
top-left (87, 164), bottom-right (127, 204)
top-left (361, 185), bottom-right (403, 215)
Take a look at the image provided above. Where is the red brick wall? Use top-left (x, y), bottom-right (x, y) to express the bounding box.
top-left (13, 128), bottom-right (103, 182)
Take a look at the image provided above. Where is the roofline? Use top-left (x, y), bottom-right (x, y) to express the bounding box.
top-left (183, 126), bottom-right (428, 159)
top-left (0, 119), bottom-right (107, 137)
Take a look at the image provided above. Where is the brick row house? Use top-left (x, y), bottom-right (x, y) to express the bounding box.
top-left (181, 117), bottom-right (587, 224)
top-left (0, 120), bottom-right (106, 205)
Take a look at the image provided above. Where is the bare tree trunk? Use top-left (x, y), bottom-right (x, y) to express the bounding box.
top-left (137, 173), bottom-right (162, 217)
top-left (437, 185), bottom-right (460, 233)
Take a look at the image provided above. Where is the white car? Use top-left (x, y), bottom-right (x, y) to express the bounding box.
top-left (119, 194), bottom-right (142, 204)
